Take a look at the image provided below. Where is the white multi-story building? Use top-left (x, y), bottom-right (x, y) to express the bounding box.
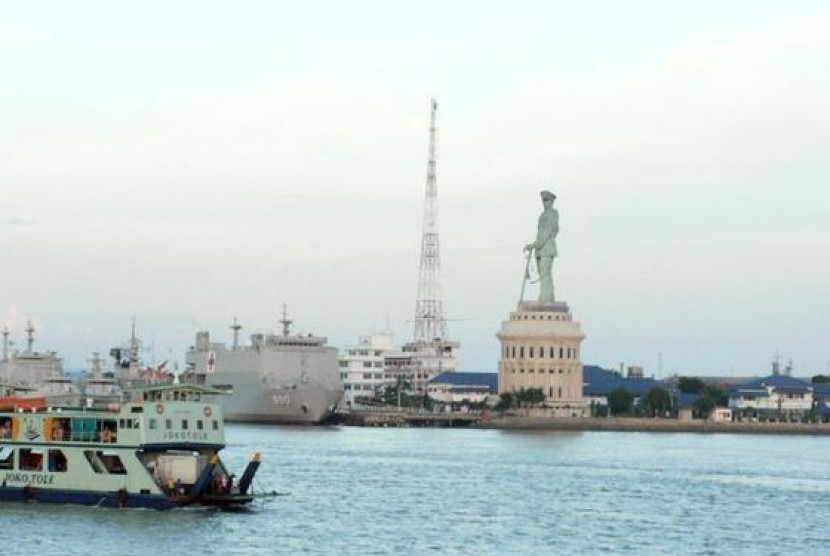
top-left (338, 332), bottom-right (395, 406)
top-left (728, 374), bottom-right (813, 419)
top-left (392, 339), bottom-right (460, 394)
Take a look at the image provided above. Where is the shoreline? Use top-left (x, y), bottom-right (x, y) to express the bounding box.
top-left (485, 416), bottom-right (830, 435)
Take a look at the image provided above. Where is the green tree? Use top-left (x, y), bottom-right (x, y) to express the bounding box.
top-left (608, 388), bottom-right (634, 416)
top-left (701, 384), bottom-right (727, 407)
top-left (514, 387), bottom-right (546, 407)
top-left (640, 387), bottom-right (672, 417)
top-left (677, 377), bottom-right (706, 394)
top-left (812, 375), bottom-right (830, 384)
top-left (495, 392), bottom-right (515, 411)
top-left (693, 394), bottom-right (716, 419)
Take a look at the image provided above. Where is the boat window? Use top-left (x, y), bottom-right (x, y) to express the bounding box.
top-left (48, 449), bottom-right (68, 472)
top-left (165, 419), bottom-right (172, 430)
top-left (148, 418), bottom-right (157, 430)
top-left (212, 420), bottom-right (219, 431)
top-left (99, 452), bottom-right (127, 474)
top-left (99, 419), bottom-right (117, 443)
top-left (0, 447), bottom-right (14, 469)
top-left (83, 450), bottom-right (126, 474)
top-left (0, 417), bottom-right (12, 439)
top-left (84, 450), bottom-right (106, 473)
top-left (196, 420), bottom-right (203, 431)
top-left (52, 418), bottom-right (71, 441)
top-left (118, 418), bottom-right (140, 430)
top-left (19, 448), bottom-right (43, 471)
top-left (181, 420), bottom-right (189, 430)
top-left (71, 417), bottom-right (97, 442)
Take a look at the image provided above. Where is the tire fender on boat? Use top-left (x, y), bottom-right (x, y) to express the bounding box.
top-left (116, 488), bottom-right (129, 508)
top-left (155, 403), bottom-right (164, 414)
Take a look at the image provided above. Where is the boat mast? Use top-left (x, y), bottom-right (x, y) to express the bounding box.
top-left (231, 317), bottom-right (242, 349)
top-left (1, 325), bottom-right (8, 361)
top-left (279, 304), bottom-right (293, 337)
top-left (25, 320), bottom-right (35, 354)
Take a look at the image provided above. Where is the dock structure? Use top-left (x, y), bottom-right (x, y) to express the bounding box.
top-left (336, 407), bottom-right (483, 428)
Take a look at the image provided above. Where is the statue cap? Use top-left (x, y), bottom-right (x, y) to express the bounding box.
top-left (540, 190), bottom-right (556, 201)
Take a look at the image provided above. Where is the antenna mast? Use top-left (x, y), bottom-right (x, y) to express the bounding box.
top-left (230, 316), bottom-right (242, 349)
top-left (280, 304), bottom-right (293, 336)
top-left (413, 98), bottom-right (448, 343)
top-left (25, 320), bottom-right (35, 354)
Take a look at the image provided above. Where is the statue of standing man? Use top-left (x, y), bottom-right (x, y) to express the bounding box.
top-left (524, 190), bottom-right (559, 303)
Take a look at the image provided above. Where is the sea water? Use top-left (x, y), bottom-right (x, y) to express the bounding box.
top-left (1, 424), bottom-right (828, 555)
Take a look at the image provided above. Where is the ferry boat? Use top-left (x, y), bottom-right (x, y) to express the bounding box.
top-left (0, 383), bottom-right (262, 509)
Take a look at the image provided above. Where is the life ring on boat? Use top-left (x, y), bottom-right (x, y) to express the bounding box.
top-left (155, 403), bottom-right (164, 414)
top-left (203, 406), bottom-right (212, 418)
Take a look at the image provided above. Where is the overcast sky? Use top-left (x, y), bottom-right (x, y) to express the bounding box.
top-left (1, 1), bottom-right (828, 377)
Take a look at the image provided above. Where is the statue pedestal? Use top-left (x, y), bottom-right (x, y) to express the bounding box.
top-left (517, 300), bottom-right (569, 313)
top-left (496, 300), bottom-right (587, 417)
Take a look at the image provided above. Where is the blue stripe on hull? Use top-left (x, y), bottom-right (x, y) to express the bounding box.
top-left (0, 486), bottom-right (174, 509)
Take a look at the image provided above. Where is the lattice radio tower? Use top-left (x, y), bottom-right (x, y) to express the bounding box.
top-left (413, 98), bottom-right (448, 343)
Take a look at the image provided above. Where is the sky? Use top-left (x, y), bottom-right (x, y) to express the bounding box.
top-left (1, 1), bottom-right (828, 377)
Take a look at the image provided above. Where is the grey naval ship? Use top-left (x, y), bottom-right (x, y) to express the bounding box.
top-left (182, 312), bottom-right (342, 424)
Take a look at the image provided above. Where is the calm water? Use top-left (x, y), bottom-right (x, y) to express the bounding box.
top-left (2, 424), bottom-right (828, 555)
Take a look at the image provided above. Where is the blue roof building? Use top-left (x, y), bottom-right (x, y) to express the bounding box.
top-left (582, 365), bottom-right (672, 405)
top-left (812, 382), bottom-right (830, 419)
top-left (728, 374), bottom-right (813, 419)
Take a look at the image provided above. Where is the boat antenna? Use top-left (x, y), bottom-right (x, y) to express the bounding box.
top-left (25, 320), bottom-right (35, 354)
top-left (129, 318), bottom-right (140, 377)
top-left (231, 316), bottom-right (242, 349)
top-left (90, 352), bottom-right (103, 378)
top-left (1, 325), bottom-right (8, 361)
top-left (279, 304), bottom-right (293, 336)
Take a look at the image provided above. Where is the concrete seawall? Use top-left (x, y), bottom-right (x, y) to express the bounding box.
top-left (486, 416), bottom-right (830, 435)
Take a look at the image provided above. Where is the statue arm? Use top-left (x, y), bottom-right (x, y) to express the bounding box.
top-left (524, 212), bottom-right (559, 252)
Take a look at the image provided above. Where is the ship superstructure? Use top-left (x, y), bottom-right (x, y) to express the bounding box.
top-left (0, 321), bottom-right (64, 389)
top-left (183, 310), bottom-right (342, 424)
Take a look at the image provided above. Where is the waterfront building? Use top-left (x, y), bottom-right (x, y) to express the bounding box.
top-left (582, 365), bottom-right (671, 408)
top-left (812, 382), bottom-right (830, 422)
top-left (338, 332), bottom-right (395, 406)
top-left (497, 302), bottom-right (587, 417)
top-left (709, 407), bottom-right (733, 422)
top-left (427, 372), bottom-right (498, 405)
top-left (728, 374), bottom-right (814, 420)
top-left (398, 339), bottom-right (460, 394)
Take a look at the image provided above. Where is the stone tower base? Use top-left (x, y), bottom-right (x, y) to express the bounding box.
top-left (496, 301), bottom-right (587, 418)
